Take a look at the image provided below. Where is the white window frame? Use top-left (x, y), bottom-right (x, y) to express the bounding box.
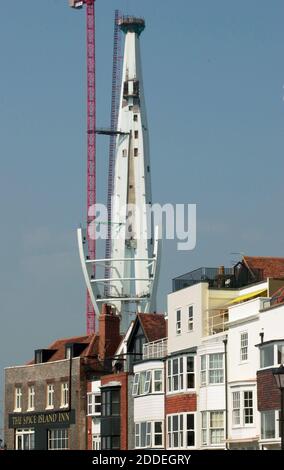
top-left (186, 355), bottom-right (195, 389)
top-left (14, 387), bottom-right (22, 412)
top-left (27, 385), bottom-right (35, 411)
top-left (231, 389), bottom-right (254, 428)
top-left (201, 411), bottom-right (225, 447)
top-left (232, 391), bottom-right (240, 427)
top-left (168, 357), bottom-right (183, 392)
top-left (208, 354), bottom-right (224, 384)
top-left (60, 382), bottom-right (69, 408)
top-left (46, 384), bottom-right (55, 409)
top-left (243, 390), bottom-right (254, 425)
top-left (167, 355), bottom-right (195, 393)
top-left (92, 434), bottom-right (101, 450)
top-left (135, 421), bottom-right (163, 449)
top-left (200, 355), bottom-right (207, 386)
top-left (87, 392), bottom-right (101, 416)
top-left (133, 369), bottom-right (164, 396)
top-left (240, 331), bottom-right (248, 362)
top-left (176, 309), bottom-right (181, 335)
top-left (167, 413), bottom-right (196, 449)
top-left (167, 414), bottom-right (183, 449)
top-left (188, 305), bottom-right (193, 332)
top-left (15, 428), bottom-right (35, 450)
top-left (260, 341), bottom-right (284, 369)
top-left (144, 370), bottom-right (152, 394)
top-left (48, 429), bottom-right (69, 450)
top-left (153, 369), bottom-right (163, 393)
top-left (132, 373), bottom-right (140, 396)
top-left (261, 410), bottom-right (280, 441)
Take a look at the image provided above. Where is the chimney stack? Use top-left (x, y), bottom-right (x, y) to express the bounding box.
top-left (98, 304), bottom-right (121, 361)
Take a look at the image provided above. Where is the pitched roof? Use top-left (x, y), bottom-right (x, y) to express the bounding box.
top-left (27, 334), bottom-right (98, 364)
top-left (243, 256), bottom-right (284, 280)
top-left (138, 313), bottom-right (167, 342)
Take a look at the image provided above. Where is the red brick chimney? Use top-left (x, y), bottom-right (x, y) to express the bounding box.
top-left (98, 304), bottom-right (121, 361)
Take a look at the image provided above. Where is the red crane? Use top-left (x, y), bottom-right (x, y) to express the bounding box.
top-left (69, 1), bottom-right (96, 334)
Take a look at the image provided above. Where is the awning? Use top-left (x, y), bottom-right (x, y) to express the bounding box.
top-left (228, 288), bottom-right (267, 305)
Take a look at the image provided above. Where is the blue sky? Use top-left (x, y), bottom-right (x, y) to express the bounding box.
top-left (1, 0), bottom-right (284, 433)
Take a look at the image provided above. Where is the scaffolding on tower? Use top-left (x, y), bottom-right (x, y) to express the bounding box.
top-left (104, 10), bottom-right (123, 294)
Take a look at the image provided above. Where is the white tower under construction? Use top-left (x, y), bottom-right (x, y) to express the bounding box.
top-left (78, 17), bottom-right (160, 333)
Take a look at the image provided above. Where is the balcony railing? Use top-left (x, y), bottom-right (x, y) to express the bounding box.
top-left (143, 338), bottom-right (167, 360)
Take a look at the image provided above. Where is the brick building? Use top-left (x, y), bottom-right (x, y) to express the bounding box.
top-left (4, 305), bottom-right (121, 450)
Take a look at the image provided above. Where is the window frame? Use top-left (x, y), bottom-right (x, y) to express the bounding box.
top-left (27, 385), bottom-right (35, 411)
top-left (87, 392), bottom-right (101, 416)
top-left (101, 389), bottom-right (120, 417)
top-left (167, 355), bottom-right (195, 393)
top-left (46, 383), bottom-right (55, 409)
top-left (201, 411), bottom-right (225, 447)
top-left (188, 305), bottom-right (194, 332)
top-left (208, 353), bottom-right (224, 385)
top-left (231, 389), bottom-right (254, 428)
top-left (48, 429), bottom-right (69, 450)
top-left (135, 421), bottom-right (163, 449)
top-left (259, 341), bottom-right (284, 369)
top-left (60, 382), bottom-right (69, 409)
top-left (243, 390), bottom-right (254, 425)
top-left (14, 386), bottom-right (22, 412)
top-left (167, 413), bottom-right (196, 449)
top-left (240, 331), bottom-right (248, 362)
top-left (15, 428), bottom-right (35, 450)
top-left (232, 391), bottom-right (241, 427)
top-left (261, 410), bottom-right (280, 441)
top-left (176, 309), bottom-right (181, 335)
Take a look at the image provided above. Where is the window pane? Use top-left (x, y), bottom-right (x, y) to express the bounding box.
top-left (187, 356), bottom-right (194, 372)
top-left (173, 359), bottom-right (178, 375)
top-left (277, 344), bottom-right (284, 365)
top-left (155, 422), bottom-right (162, 433)
top-left (187, 414), bottom-right (194, 429)
top-left (260, 345), bottom-right (274, 368)
top-left (261, 411), bottom-right (275, 439)
top-left (187, 430), bottom-right (194, 447)
top-left (141, 422), bottom-right (146, 448)
top-left (172, 415), bottom-right (179, 431)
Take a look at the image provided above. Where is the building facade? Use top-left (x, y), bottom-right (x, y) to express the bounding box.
top-left (4, 305), bottom-right (121, 450)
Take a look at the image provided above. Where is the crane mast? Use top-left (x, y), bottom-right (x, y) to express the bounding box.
top-left (69, 0), bottom-right (96, 334)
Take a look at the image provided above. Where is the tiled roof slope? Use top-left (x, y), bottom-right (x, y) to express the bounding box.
top-left (138, 313), bottom-right (167, 342)
top-left (243, 256), bottom-right (284, 279)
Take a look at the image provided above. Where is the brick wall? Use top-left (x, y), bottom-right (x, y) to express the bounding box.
top-left (101, 372), bottom-right (129, 450)
top-left (4, 358), bottom-right (87, 450)
top-left (166, 393), bottom-right (197, 415)
top-left (257, 369), bottom-right (281, 411)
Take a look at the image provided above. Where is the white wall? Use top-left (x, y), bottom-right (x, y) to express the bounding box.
top-left (133, 360), bottom-right (164, 423)
top-left (134, 394), bottom-right (165, 422)
top-left (198, 335), bottom-right (226, 412)
top-left (167, 283), bottom-right (207, 354)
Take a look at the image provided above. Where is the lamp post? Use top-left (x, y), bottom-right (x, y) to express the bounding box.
top-left (273, 364), bottom-right (284, 451)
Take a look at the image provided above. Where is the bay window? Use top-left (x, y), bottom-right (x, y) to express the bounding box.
top-left (231, 389), bottom-right (254, 427)
top-left (201, 411), bottom-right (225, 446)
top-left (132, 369), bottom-right (163, 396)
top-left (135, 421), bottom-right (163, 448)
top-left (168, 355), bottom-right (195, 392)
top-left (168, 413), bottom-right (195, 449)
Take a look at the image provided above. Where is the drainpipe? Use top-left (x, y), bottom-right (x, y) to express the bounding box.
top-left (223, 338), bottom-right (228, 449)
top-left (68, 353), bottom-right (72, 412)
